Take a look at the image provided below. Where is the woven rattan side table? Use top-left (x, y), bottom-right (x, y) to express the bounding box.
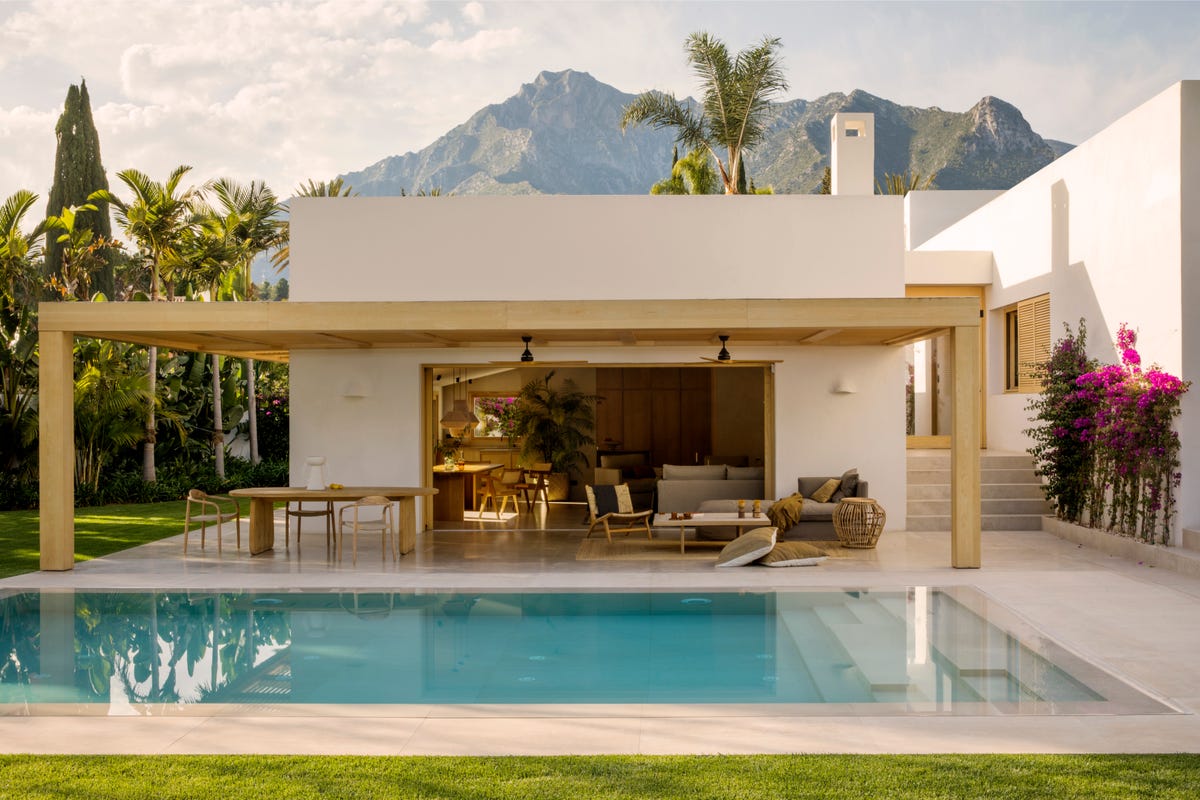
top-left (832, 497), bottom-right (886, 548)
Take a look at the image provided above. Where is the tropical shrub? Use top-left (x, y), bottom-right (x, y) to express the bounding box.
top-left (1027, 322), bottom-right (1189, 543)
top-left (1025, 321), bottom-right (1098, 523)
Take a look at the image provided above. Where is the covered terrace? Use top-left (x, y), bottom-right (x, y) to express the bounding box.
top-left (36, 295), bottom-right (982, 571)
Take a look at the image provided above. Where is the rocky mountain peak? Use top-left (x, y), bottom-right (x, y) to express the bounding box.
top-left (339, 72), bottom-right (1071, 197)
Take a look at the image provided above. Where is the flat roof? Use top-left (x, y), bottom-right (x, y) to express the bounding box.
top-left (38, 297), bottom-right (980, 362)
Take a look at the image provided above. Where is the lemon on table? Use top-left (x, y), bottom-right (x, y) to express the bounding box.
top-left (328, 483), bottom-right (344, 489)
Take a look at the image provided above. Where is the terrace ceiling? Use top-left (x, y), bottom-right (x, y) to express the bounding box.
top-left (38, 297), bottom-right (980, 362)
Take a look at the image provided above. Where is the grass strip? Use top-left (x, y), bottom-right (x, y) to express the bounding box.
top-left (0, 499), bottom-right (251, 579)
top-left (0, 754), bottom-right (1198, 799)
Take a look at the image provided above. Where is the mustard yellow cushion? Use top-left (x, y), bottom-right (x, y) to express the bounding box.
top-left (759, 541), bottom-right (828, 567)
top-left (714, 527), bottom-right (777, 568)
top-left (810, 478), bottom-right (841, 504)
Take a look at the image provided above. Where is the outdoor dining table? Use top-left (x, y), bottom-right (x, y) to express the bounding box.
top-left (229, 486), bottom-right (438, 556)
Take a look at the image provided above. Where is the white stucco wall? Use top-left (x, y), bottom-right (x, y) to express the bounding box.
top-left (905, 190), bottom-right (1003, 250)
top-left (289, 345), bottom-right (907, 533)
top-left (290, 194), bottom-right (905, 301)
top-left (922, 81), bottom-right (1197, 535)
top-left (922, 82), bottom-right (1187, 444)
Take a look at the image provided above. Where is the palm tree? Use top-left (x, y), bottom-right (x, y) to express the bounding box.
top-left (44, 203), bottom-right (121, 301)
top-left (621, 32), bottom-right (787, 194)
top-left (170, 210), bottom-right (241, 478)
top-left (0, 190), bottom-right (44, 477)
top-left (91, 166), bottom-right (199, 481)
top-left (207, 178), bottom-right (285, 465)
top-left (876, 171), bottom-right (937, 196)
top-left (650, 147), bottom-right (721, 195)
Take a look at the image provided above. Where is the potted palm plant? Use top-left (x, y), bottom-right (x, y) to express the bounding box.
top-left (510, 371), bottom-right (596, 500)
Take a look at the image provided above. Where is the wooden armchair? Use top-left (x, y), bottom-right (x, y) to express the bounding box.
top-left (183, 489), bottom-right (242, 554)
top-left (584, 484), bottom-right (653, 543)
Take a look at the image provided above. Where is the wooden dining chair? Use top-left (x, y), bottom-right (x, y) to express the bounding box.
top-left (479, 471), bottom-right (522, 518)
top-left (183, 489), bottom-right (242, 554)
top-left (337, 495), bottom-right (396, 565)
top-left (285, 500), bottom-right (335, 552)
top-left (516, 462), bottom-right (552, 509)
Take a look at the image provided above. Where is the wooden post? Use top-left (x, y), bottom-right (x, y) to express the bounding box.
top-left (39, 330), bottom-right (75, 571)
top-left (950, 325), bottom-right (982, 568)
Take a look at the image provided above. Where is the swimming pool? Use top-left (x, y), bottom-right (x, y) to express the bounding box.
top-left (0, 587), bottom-right (1172, 714)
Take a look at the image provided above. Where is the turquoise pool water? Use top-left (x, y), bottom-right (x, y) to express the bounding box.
top-left (0, 588), bottom-right (1171, 713)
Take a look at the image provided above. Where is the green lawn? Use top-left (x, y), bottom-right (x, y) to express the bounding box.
top-left (0, 754), bottom-right (1197, 799)
top-left (0, 498), bottom-right (251, 579)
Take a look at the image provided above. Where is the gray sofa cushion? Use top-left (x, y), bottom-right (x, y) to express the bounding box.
top-left (662, 464), bottom-right (727, 481)
top-left (727, 466), bottom-right (765, 480)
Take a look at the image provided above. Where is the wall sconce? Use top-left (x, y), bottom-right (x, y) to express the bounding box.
top-left (831, 378), bottom-right (856, 395)
top-left (341, 378), bottom-right (370, 398)
top-left (520, 335), bottom-right (534, 362)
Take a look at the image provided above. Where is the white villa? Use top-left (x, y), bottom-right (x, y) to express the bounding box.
top-left (35, 80), bottom-right (1200, 571)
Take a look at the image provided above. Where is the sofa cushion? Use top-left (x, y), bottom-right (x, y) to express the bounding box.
top-left (798, 476), bottom-right (833, 497)
top-left (714, 527), bottom-right (777, 568)
top-left (799, 501), bottom-right (838, 522)
top-left (727, 466), bottom-right (764, 480)
top-left (662, 464), bottom-right (727, 481)
top-left (810, 478), bottom-right (841, 503)
top-left (831, 468), bottom-right (859, 501)
top-left (759, 541), bottom-right (828, 567)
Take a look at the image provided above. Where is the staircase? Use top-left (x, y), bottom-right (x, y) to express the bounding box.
top-left (906, 450), bottom-right (1051, 531)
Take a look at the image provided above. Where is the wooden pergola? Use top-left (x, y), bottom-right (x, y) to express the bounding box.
top-left (37, 297), bottom-right (982, 570)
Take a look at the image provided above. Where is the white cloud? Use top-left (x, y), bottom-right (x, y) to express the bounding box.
top-left (428, 27), bottom-right (523, 61)
top-left (463, 2), bottom-right (486, 26)
top-left (2, 0), bottom-right (1200, 203)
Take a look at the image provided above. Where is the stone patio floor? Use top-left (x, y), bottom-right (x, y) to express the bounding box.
top-left (2, 504), bottom-right (1199, 755)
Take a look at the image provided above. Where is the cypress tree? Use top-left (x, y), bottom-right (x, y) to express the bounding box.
top-left (45, 79), bottom-right (113, 297)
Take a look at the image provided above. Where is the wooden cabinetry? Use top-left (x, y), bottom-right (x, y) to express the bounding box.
top-left (595, 367), bottom-right (711, 466)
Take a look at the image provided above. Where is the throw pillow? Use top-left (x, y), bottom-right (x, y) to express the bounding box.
top-left (591, 485), bottom-right (620, 516)
top-left (831, 468), bottom-right (859, 501)
top-left (766, 492), bottom-right (804, 533)
top-left (758, 541), bottom-right (828, 567)
top-left (810, 478), bottom-right (841, 504)
top-left (714, 527), bottom-right (777, 568)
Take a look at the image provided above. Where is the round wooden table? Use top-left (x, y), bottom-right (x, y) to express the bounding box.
top-left (832, 497), bottom-right (886, 549)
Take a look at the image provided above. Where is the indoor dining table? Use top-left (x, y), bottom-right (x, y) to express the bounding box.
top-left (229, 486), bottom-right (438, 556)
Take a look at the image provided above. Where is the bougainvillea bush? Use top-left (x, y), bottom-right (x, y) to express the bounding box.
top-left (1028, 322), bottom-right (1189, 544)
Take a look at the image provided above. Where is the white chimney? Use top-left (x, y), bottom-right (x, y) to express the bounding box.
top-left (830, 112), bottom-right (875, 195)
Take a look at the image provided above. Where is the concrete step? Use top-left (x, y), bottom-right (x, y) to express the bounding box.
top-left (904, 514), bottom-right (1046, 532)
top-left (907, 483), bottom-right (1048, 501)
top-left (908, 468), bottom-right (1043, 485)
top-left (905, 453), bottom-right (1037, 470)
top-left (907, 498), bottom-right (1053, 516)
top-left (1184, 529), bottom-right (1200, 553)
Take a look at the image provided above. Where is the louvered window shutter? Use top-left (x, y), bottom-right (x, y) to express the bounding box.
top-left (1016, 294), bottom-right (1051, 392)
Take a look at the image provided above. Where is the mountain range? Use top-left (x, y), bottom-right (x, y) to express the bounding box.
top-left (340, 69), bottom-right (1072, 196)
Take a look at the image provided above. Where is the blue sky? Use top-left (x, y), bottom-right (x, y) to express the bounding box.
top-left (1, 0), bottom-right (1198, 200)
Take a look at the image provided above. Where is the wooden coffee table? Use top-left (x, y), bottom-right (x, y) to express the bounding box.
top-left (652, 512), bottom-right (771, 553)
